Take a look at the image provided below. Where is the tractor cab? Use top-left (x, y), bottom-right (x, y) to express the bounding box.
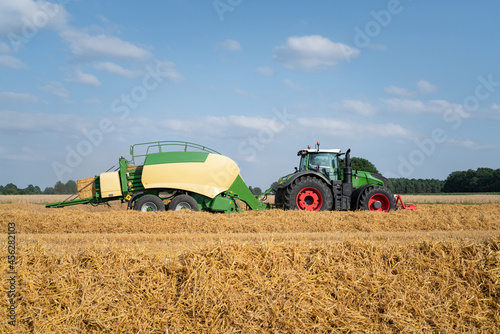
top-left (297, 148), bottom-right (341, 181)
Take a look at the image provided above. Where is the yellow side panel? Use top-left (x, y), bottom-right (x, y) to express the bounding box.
top-left (100, 171), bottom-right (123, 198)
top-left (141, 154), bottom-right (240, 198)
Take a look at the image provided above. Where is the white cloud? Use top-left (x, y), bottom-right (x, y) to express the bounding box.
top-left (3, 146), bottom-right (44, 161)
top-left (161, 115), bottom-right (274, 132)
top-left (226, 115), bottom-right (276, 130)
top-left (155, 60), bottom-right (184, 82)
top-left (384, 86), bottom-right (417, 98)
top-left (283, 78), bottom-right (308, 92)
top-left (4, 153), bottom-right (45, 161)
top-left (67, 67), bottom-right (101, 86)
top-left (218, 39), bottom-right (241, 51)
top-left (152, 113), bottom-right (410, 143)
top-left (255, 67), bottom-right (274, 76)
top-left (157, 115), bottom-right (287, 139)
top-left (0, 42), bottom-right (11, 53)
top-left (274, 35), bottom-right (359, 72)
top-left (83, 98), bottom-right (102, 104)
top-left (384, 98), bottom-right (464, 115)
top-left (417, 80), bottom-right (438, 94)
top-left (93, 61), bottom-right (141, 78)
top-left (444, 138), bottom-right (499, 150)
top-left (59, 29), bottom-right (151, 60)
top-left (0, 55), bottom-right (27, 69)
top-left (39, 81), bottom-right (69, 98)
top-left (235, 89), bottom-right (256, 98)
top-left (0, 0), bottom-right (68, 36)
top-left (333, 99), bottom-right (376, 116)
top-left (0, 91), bottom-right (38, 103)
top-left (297, 118), bottom-right (412, 139)
top-left (0, 110), bottom-right (90, 133)
top-left (384, 80), bottom-right (438, 97)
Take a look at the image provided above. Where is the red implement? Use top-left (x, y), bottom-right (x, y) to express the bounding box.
top-left (395, 194), bottom-right (418, 210)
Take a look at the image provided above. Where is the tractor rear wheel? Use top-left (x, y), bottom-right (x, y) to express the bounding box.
top-left (135, 194), bottom-right (165, 212)
top-left (359, 186), bottom-right (395, 212)
top-left (168, 194), bottom-right (199, 211)
top-left (284, 176), bottom-right (333, 211)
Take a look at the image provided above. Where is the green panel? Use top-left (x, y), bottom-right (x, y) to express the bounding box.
top-left (227, 174), bottom-right (268, 211)
top-left (207, 195), bottom-right (237, 212)
top-left (144, 152), bottom-right (209, 165)
top-left (352, 171), bottom-right (384, 188)
top-left (119, 158), bottom-right (129, 195)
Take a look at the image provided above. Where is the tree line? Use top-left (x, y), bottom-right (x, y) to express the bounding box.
top-left (442, 168), bottom-right (500, 193)
top-left (389, 168), bottom-right (500, 194)
top-left (387, 178), bottom-right (444, 194)
top-left (0, 180), bottom-right (77, 195)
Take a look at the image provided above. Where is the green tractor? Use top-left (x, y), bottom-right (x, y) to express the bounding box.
top-left (274, 142), bottom-right (397, 212)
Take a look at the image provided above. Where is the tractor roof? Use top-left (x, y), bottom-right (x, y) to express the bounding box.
top-left (298, 148), bottom-right (341, 156)
top-left (305, 149), bottom-right (341, 154)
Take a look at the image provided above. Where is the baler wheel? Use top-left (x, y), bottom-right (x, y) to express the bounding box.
top-left (359, 186), bottom-right (395, 212)
top-left (135, 195), bottom-right (165, 212)
top-left (168, 194), bottom-right (200, 211)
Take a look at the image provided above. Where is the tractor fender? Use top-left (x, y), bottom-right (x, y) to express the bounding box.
top-left (350, 183), bottom-right (380, 210)
top-left (278, 171), bottom-right (331, 189)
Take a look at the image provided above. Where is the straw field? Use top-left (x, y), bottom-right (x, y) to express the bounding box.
top-left (0, 195), bottom-right (70, 204)
top-left (402, 194), bottom-right (500, 204)
top-left (1, 202), bottom-right (499, 332)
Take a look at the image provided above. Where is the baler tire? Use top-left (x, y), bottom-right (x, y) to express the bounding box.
top-left (359, 186), bottom-right (395, 212)
top-left (168, 195), bottom-right (199, 212)
top-left (135, 195), bottom-right (165, 212)
top-left (284, 176), bottom-right (333, 211)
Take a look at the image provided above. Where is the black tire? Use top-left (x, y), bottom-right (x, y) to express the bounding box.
top-left (135, 195), bottom-right (165, 212)
top-left (359, 186), bottom-right (395, 212)
top-left (168, 195), bottom-right (199, 211)
top-left (284, 176), bottom-right (333, 211)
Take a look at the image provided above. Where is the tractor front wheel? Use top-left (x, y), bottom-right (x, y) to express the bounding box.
top-left (168, 195), bottom-right (200, 211)
top-left (285, 176), bottom-right (333, 211)
top-left (359, 186), bottom-right (395, 212)
top-left (135, 195), bottom-right (165, 212)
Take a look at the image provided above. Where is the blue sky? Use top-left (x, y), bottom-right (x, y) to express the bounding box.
top-left (1, 0), bottom-right (499, 190)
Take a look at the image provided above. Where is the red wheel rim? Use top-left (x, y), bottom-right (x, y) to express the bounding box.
top-left (368, 194), bottom-right (390, 212)
top-left (296, 187), bottom-right (323, 211)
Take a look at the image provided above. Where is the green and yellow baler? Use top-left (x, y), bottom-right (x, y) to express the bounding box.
top-left (46, 141), bottom-right (268, 213)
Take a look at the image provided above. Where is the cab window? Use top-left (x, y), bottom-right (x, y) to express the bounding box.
top-left (308, 153), bottom-right (338, 180)
top-left (298, 155), bottom-right (307, 171)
